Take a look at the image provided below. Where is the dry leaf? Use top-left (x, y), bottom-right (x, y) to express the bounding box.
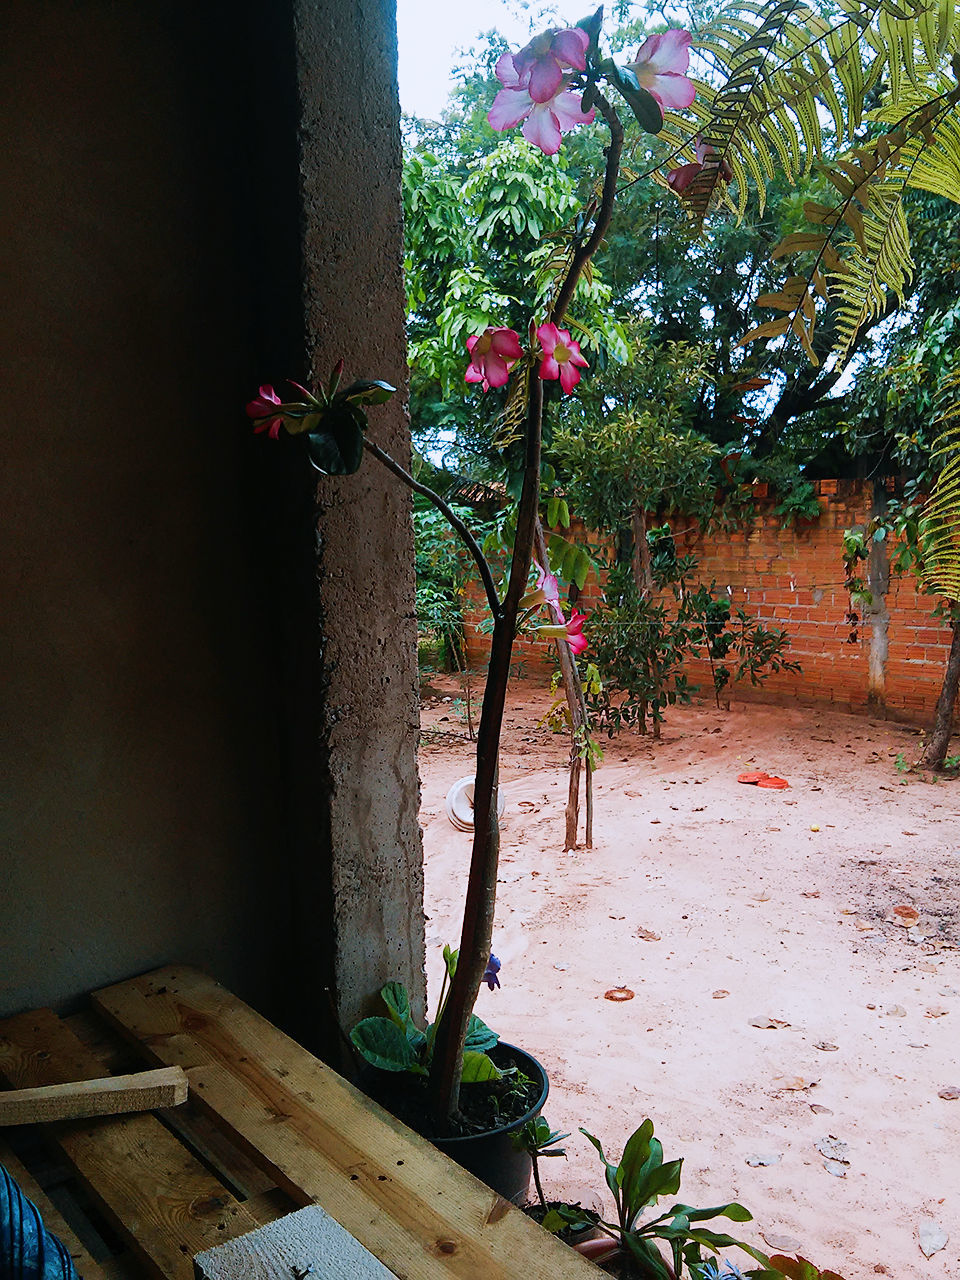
top-left (802, 889), bottom-right (821, 898)
top-left (918, 1225), bottom-right (948, 1258)
top-left (854, 919), bottom-right (876, 932)
top-left (752, 890), bottom-right (772, 902)
top-left (884, 1004), bottom-right (907, 1017)
top-left (816, 1136), bottom-right (850, 1162)
top-left (810, 1103), bottom-right (833, 1114)
top-left (919, 962), bottom-right (938, 973)
top-left (814, 1041), bottom-right (839, 1052)
top-left (635, 927), bottom-right (661, 941)
top-left (774, 1075), bottom-right (815, 1092)
top-left (763, 1233), bottom-right (801, 1253)
top-left (925, 1007), bottom-right (949, 1018)
top-left (894, 905), bottom-right (920, 927)
top-left (937, 1085), bottom-right (960, 1100)
top-left (745, 1152), bottom-right (781, 1166)
top-left (823, 1159), bottom-right (847, 1177)
top-left (712, 989), bottom-right (730, 999)
top-left (604, 987), bottom-right (634, 1001)
top-left (749, 1016), bottom-right (791, 1029)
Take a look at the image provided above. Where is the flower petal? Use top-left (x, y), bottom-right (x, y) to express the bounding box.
top-left (552, 27), bottom-right (589, 71)
top-left (484, 352), bottom-right (512, 388)
top-left (527, 56), bottom-right (564, 104)
top-left (550, 89), bottom-right (596, 131)
top-left (632, 29), bottom-right (691, 76)
top-left (539, 353), bottom-right (561, 380)
top-left (559, 360), bottom-right (583, 393)
top-left (522, 102), bottom-right (563, 154)
top-left (490, 328), bottom-right (523, 360)
top-left (494, 50), bottom-right (522, 89)
top-left (646, 71), bottom-right (696, 110)
top-left (667, 160), bottom-right (702, 191)
top-left (488, 86), bottom-right (533, 131)
top-left (536, 321), bottom-right (560, 354)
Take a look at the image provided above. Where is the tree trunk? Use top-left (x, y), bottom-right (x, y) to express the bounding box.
top-left (922, 619), bottom-right (960, 767)
top-left (631, 506), bottom-right (653, 600)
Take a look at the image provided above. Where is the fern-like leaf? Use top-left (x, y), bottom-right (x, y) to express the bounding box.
top-left (920, 374), bottom-right (960, 601)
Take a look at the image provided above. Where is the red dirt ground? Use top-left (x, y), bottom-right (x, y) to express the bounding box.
top-left (419, 676), bottom-right (960, 1280)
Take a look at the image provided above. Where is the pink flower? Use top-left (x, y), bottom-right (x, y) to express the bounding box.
top-left (565, 609), bottom-right (589, 656)
top-left (246, 384), bottom-right (284, 439)
top-left (488, 37), bottom-right (595, 156)
top-left (667, 137), bottom-right (732, 192)
top-left (535, 561), bottom-right (562, 620)
top-left (625, 30), bottom-right (696, 110)
top-left (513, 28), bottom-right (589, 103)
top-left (465, 327), bottom-right (523, 392)
top-left (536, 322), bottom-right (589, 394)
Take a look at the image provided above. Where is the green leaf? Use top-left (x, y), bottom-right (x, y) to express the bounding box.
top-left (464, 1014), bottom-right (499, 1052)
top-left (460, 1050), bottom-right (502, 1082)
top-left (609, 64), bottom-right (664, 134)
top-left (350, 1017), bottom-right (425, 1073)
top-left (340, 379), bottom-right (396, 405)
top-left (665, 1201), bottom-right (753, 1225)
top-left (442, 944), bottom-right (458, 978)
top-left (306, 406), bottom-right (365, 475)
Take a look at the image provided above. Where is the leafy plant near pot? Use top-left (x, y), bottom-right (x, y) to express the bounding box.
top-left (537, 1120), bottom-right (844, 1280)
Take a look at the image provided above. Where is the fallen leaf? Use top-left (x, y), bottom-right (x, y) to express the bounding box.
top-left (635, 927), bottom-right (661, 942)
top-left (752, 890), bottom-right (772, 902)
top-left (919, 962), bottom-right (938, 973)
top-left (763, 1233), bottom-right (802, 1252)
top-left (906, 925), bottom-right (928, 942)
top-left (884, 1004), bottom-right (907, 1017)
top-left (816, 1136), bottom-right (850, 1162)
top-left (749, 1016), bottom-right (791, 1029)
top-left (810, 1103), bottom-right (833, 1114)
top-left (810, 824), bottom-right (820, 832)
top-left (937, 1085), bottom-right (960, 1100)
top-left (774, 1075), bottom-right (815, 1092)
top-left (894, 905), bottom-right (920, 927)
top-left (918, 1225), bottom-right (948, 1258)
top-left (604, 987), bottom-right (634, 1002)
top-left (814, 1041), bottom-right (839, 1052)
top-left (823, 1159), bottom-right (847, 1177)
top-left (855, 919), bottom-right (876, 931)
top-left (925, 1007), bottom-right (949, 1018)
top-left (712, 989), bottom-right (729, 999)
top-left (745, 1152), bottom-right (782, 1166)
top-left (802, 890), bottom-right (821, 898)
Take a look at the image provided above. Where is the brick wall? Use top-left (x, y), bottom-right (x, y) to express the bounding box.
top-left (460, 479), bottom-right (956, 725)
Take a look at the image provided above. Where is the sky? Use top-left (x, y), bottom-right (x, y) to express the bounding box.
top-left (396, 0), bottom-right (586, 120)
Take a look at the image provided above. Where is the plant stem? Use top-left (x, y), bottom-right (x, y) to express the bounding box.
top-left (362, 437), bottom-right (501, 619)
top-left (427, 94), bottom-right (626, 1127)
top-left (531, 1154), bottom-right (547, 1210)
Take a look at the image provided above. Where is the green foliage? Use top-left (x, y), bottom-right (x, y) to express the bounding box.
top-left (350, 948), bottom-right (501, 1083)
top-left (548, 1119), bottom-right (771, 1279)
top-left (414, 491), bottom-right (493, 671)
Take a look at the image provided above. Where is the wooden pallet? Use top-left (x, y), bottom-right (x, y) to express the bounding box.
top-left (1, 966), bottom-right (597, 1280)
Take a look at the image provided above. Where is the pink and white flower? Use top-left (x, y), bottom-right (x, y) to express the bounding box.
top-left (536, 322), bottom-right (589, 394)
top-left (246, 384), bottom-right (284, 439)
top-left (625, 30), bottom-right (696, 110)
top-left (465, 326), bottom-right (523, 392)
top-left (667, 136), bottom-right (732, 192)
top-left (513, 27), bottom-right (589, 102)
top-left (487, 30), bottom-right (595, 156)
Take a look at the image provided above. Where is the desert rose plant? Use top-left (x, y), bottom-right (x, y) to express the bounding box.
top-left (248, 0), bottom-right (953, 1147)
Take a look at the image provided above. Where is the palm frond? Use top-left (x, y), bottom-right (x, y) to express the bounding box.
top-left (920, 374), bottom-right (960, 601)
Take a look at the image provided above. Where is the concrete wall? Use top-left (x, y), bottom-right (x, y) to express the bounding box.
top-left (0, 0), bottom-right (423, 1042)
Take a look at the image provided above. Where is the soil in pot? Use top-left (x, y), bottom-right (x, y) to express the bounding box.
top-left (523, 1201), bottom-right (600, 1249)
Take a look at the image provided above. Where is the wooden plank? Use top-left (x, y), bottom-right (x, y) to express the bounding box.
top-left (93, 966), bottom-right (598, 1280)
top-left (0, 1141), bottom-right (107, 1280)
top-left (0, 1009), bottom-right (266, 1280)
top-left (194, 1204), bottom-right (398, 1280)
top-left (0, 1066), bottom-right (188, 1125)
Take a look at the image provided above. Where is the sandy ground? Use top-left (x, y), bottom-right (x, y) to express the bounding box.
top-left (418, 677), bottom-right (960, 1280)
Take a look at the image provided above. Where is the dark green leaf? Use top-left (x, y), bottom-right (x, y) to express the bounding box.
top-left (350, 1017), bottom-right (424, 1073)
top-left (340, 379), bottom-right (396, 405)
top-left (464, 1014), bottom-right (499, 1052)
top-left (461, 1050), bottom-right (502, 1082)
top-left (609, 65), bottom-right (664, 134)
top-left (306, 406), bottom-right (365, 475)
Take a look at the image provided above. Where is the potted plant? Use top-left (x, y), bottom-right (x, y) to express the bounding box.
top-left (248, 5), bottom-right (699, 1171)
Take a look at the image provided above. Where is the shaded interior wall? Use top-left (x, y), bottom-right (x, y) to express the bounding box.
top-left (0, 0), bottom-right (424, 1034)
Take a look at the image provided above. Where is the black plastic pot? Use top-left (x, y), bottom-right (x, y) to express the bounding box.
top-left (433, 1042), bottom-right (549, 1204)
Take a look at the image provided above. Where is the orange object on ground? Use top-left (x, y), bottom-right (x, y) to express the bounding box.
top-left (737, 771), bottom-right (770, 784)
top-left (757, 775), bottom-right (790, 789)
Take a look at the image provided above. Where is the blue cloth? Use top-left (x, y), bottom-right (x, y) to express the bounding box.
top-left (1, 1164), bottom-right (80, 1280)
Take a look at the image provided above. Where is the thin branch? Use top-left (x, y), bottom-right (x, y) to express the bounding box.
top-left (362, 436), bottom-right (501, 619)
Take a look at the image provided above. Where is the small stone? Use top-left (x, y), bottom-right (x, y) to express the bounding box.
top-left (938, 1085), bottom-right (960, 1100)
top-left (745, 1152), bottom-right (782, 1166)
top-left (762, 1232), bottom-right (802, 1252)
top-left (823, 1159), bottom-right (847, 1177)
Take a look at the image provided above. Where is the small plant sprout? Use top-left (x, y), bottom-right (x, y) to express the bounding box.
top-left (511, 1116), bottom-right (569, 1209)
